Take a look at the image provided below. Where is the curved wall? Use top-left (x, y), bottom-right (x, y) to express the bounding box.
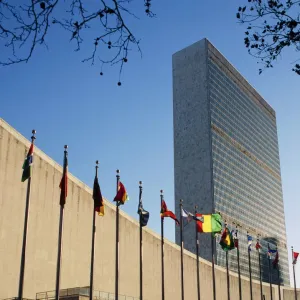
top-left (0, 119), bottom-right (298, 300)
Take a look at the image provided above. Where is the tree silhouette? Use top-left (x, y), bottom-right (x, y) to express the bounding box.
top-left (236, 0), bottom-right (300, 75)
top-left (0, 0), bottom-right (154, 84)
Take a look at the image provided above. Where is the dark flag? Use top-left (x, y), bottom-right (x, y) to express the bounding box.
top-left (273, 250), bottom-right (279, 269)
top-left (59, 152), bottom-right (68, 206)
top-left (138, 202), bottom-right (149, 227)
top-left (21, 143), bottom-right (34, 182)
top-left (93, 176), bottom-right (104, 216)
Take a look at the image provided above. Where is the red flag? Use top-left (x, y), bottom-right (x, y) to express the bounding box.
top-left (255, 241), bottom-right (262, 251)
top-left (114, 181), bottom-right (128, 205)
top-left (272, 251), bottom-right (279, 268)
top-left (234, 239), bottom-right (239, 248)
top-left (59, 153), bottom-right (68, 206)
top-left (160, 200), bottom-right (179, 225)
top-left (293, 252), bottom-right (299, 264)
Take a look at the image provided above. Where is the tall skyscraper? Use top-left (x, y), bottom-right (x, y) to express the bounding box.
top-left (172, 38), bottom-right (289, 285)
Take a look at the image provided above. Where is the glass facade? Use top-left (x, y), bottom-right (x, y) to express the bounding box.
top-left (208, 59), bottom-right (289, 285)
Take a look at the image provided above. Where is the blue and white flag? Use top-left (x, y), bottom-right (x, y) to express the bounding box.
top-left (268, 244), bottom-right (277, 259)
top-left (247, 234), bottom-right (253, 251)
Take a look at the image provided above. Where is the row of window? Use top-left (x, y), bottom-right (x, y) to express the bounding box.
top-left (210, 99), bottom-right (281, 173)
top-left (212, 134), bottom-right (283, 195)
top-left (208, 61), bottom-right (277, 135)
top-left (209, 85), bottom-right (279, 156)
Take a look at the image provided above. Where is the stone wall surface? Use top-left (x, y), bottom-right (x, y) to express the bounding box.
top-left (0, 118), bottom-right (298, 300)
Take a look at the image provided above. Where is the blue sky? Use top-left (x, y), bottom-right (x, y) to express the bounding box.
top-left (1, 0), bottom-right (299, 285)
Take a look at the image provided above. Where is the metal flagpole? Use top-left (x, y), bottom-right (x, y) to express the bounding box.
top-left (18, 130), bottom-right (36, 300)
top-left (115, 170), bottom-right (120, 300)
top-left (211, 232), bottom-right (216, 300)
top-left (179, 199), bottom-right (184, 300)
top-left (55, 145), bottom-right (68, 300)
top-left (292, 247), bottom-right (298, 300)
top-left (226, 252), bottom-right (230, 300)
top-left (247, 232), bottom-right (253, 300)
top-left (160, 190), bottom-right (165, 300)
top-left (257, 237), bottom-right (263, 300)
top-left (235, 225), bottom-right (242, 300)
top-left (225, 222), bottom-right (230, 300)
top-left (139, 181), bottom-right (143, 300)
top-left (268, 244), bottom-right (273, 300)
top-left (277, 262), bottom-right (281, 300)
top-left (195, 206), bottom-right (200, 300)
top-left (89, 161), bottom-right (99, 300)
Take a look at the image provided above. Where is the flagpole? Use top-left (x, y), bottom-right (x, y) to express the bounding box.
top-left (268, 243), bottom-right (273, 300)
top-left (89, 161), bottom-right (98, 300)
top-left (211, 232), bottom-right (216, 300)
top-left (115, 169), bottom-right (120, 300)
top-left (160, 190), bottom-right (165, 300)
top-left (18, 130), bottom-right (36, 300)
top-left (257, 236), bottom-right (263, 300)
top-left (179, 199), bottom-right (184, 300)
top-left (194, 206), bottom-right (200, 300)
top-left (55, 145), bottom-right (68, 300)
top-left (247, 232), bottom-right (253, 300)
top-left (235, 225), bottom-right (242, 300)
top-left (139, 181), bottom-right (143, 300)
top-left (292, 246), bottom-right (298, 300)
top-left (277, 262), bottom-right (281, 300)
top-left (225, 222), bottom-right (230, 300)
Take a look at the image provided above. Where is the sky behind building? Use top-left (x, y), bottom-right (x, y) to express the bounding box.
top-left (1, 0), bottom-right (299, 285)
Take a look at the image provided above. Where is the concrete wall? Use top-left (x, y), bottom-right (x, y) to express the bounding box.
top-left (0, 118), bottom-right (298, 300)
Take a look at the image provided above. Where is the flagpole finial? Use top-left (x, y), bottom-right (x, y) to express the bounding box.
top-left (116, 169), bottom-right (120, 174)
top-left (139, 181), bottom-right (142, 186)
top-left (64, 145), bottom-right (68, 150)
top-left (96, 160), bottom-right (99, 166)
top-left (160, 189), bottom-right (163, 194)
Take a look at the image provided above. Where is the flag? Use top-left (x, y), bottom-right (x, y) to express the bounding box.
top-left (219, 227), bottom-right (235, 251)
top-left (160, 200), bottom-right (179, 225)
top-left (255, 241), bottom-right (262, 251)
top-left (137, 195), bottom-right (149, 227)
top-left (181, 208), bottom-right (203, 223)
top-left (272, 251), bottom-right (279, 268)
top-left (93, 176), bottom-right (104, 216)
top-left (293, 252), bottom-right (299, 264)
top-left (247, 234), bottom-right (253, 252)
top-left (21, 143), bottom-right (34, 182)
top-left (232, 229), bottom-right (239, 248)
top-left (196, 213), bottom-right (222, 233)
top-left (234, 238), bottom-right (239, 248)
top-left (59, 152), bottom-right (68, 206)
top-left (268, 245), bottom-right (277, 259)
top-left (114, 181), bottom-right (129, 205)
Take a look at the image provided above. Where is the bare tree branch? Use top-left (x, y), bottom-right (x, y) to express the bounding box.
top-left (0, 0), bottom-right (155, 84)
top-left (236, 0), bottom-right (300, 75)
